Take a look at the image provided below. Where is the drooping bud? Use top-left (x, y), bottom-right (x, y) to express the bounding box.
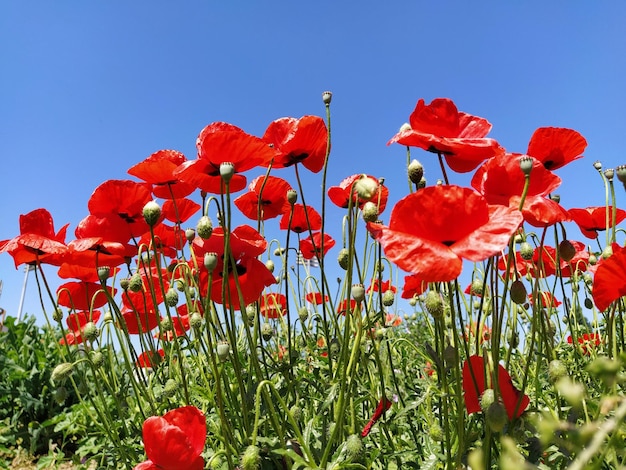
top-left (417, 177), bottom-right (427, 189)
top-left (54, 386), bottom-right (68, 405)
top-left (196, 216), bottom-right (213, 239)
top-left (298, 307), bottom-right (309, 323)
top-left (53, 308), bottom-right (64, 322)
top-left (602, 245), bottom-right (613, 259)
top-left (241, 444), bottom-right (261, 470)
top-left (91, 351), bottom-right (105, 369)
top-left (424, 291), bottom-right (444, 318)
top-left (346, 434), bottom-right (363, 460)
top-left (558, 240), bottom-right (576, 262)
top-left (265, 260), bottom-right (275, 273)
top-left (322, 91), bottom-right (333, 105)
top-left (362, 201), bottom-right (378, 222)
top-left (354, 175), bottom-right (378, 200)
top-left (510, 280), bottom-right (528, 304)
top-left (480, 389), bottom-right (496, 412)
top-left (51, 362), bottom-right (74, 383)
top-left (399, 122), bottom-right (412, 133)
top-left (519, 156), bottom-right (533, 175)
top-left (219, 162), bottom-right (235, 182)
top-left (204, 252), bottom-right (218, 272)
top-left (163, 378), bottom-right (178, 397)
top-left (189, 312), bottom-right (203, 329)
top-left (548, 359), bottom-right (568, 383)
top-left (550, 194), bottom-right (560, 203)
top-left (329, 337), bottom-right (340, 357)
top-left (520, 242), bottom-right (534, 260)
top-left (470, 279), bottom-right (484, 296)
top-left (165, 288), bottom-right (179, 307)
top-left (129, 273), bottom-right (143, 292)
top-left (408, 159), bottom-right (424, 184)
top-left (160, 317), bottom-right (173, 332)
top-left (337, 248), bottom-right (349, 270)
top-left (83, 322), bottom-right (99, 342)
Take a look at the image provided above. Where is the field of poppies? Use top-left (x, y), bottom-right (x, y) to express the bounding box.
top-left (2, 93), bottom-right (626, 469)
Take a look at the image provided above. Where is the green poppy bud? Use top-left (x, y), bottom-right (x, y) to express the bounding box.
top-left (164, 288), bottom-right (178, 307)
top-left (83, 322), bottom-right (99, 342)
top-left (51, 362), bottom-right (74, 383)
top-left (417, 176), bottom-right (427, 189)
top-left (602, 245), bottom-right (613, 259)
top-left (53, 386), bottom-right (68, 405)
top-left (159, 317), bottom-right (173, 332)
top-left (91, 351), bottom-right (105, 369)
top-left (298, 307), bottom-right (309, 323)
top-left (362, 201), bottom-right (378, 222)
top-left (265, 259), bottom-right (275, 273)
top-left (425, 291), bottom-right (444, 318)
top-left (196, 215), bottom-right (213, 239)
top-left (329, 337), bottom-right (340, 357)
top-left (337, 248), bottom-right (349, 270)
top-left (354, 175), bottom-right (378, 200)
top-left (53, 308), bottom-right (64, 322)
top-left (510, 280), bottom-right (527, 304)
top-left (346, 434), bottom-right (363, 460)
top-left (548, 359), bottom-right (568, 383)
top-left (261, 322), bottom-right (274, 341)
top-left (143, 200), bottom-right (161, 227)
top-left (486, 401), bottom-right (508, 432)
top-left (480, 389), bottom-right (496, 412)
top-left (408, 159), bottom-right (424, 185)
top-left (241, 444), bottom-right (261, 470)
top-left (163, 378), bottom-right (178, 397)
top-left (470, 279), bottom-right (484, 296)
top-left (584, 297), bottom-right (593, 309)
top-left (382, 290), bottom-right (395, 307)
top-left (189, 312), bottom-right (203, 329)
top-left (556, 377), bottom-right (585, 408)
top-left (520, 242), bottom-right (534, 260)
top-left (219, 162), bottom-right (235, 182)
top-left (128, 273), bottom-right (143, 293)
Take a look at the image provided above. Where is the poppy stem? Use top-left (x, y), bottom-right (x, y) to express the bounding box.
top-left (437, 152), bottom-right (450, 185)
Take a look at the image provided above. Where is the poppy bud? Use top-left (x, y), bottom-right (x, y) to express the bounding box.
top-left (584, 297), bottom-right (593, 309)
top-left (52, 362), bottom-right (74, 383)
top-left (520, 242), bottom-right (534, 260)
top-left (354, 175), bottom-right (378, 200)
top-left (425, 291), bottom-right (443, 318)
top-left (189, 312), bottom-right (203, 329)
top-left (274, 247), bottom-right (285, 256)
top-left (129, 273), bottom-right (143, 292)
top-left (604, 168), bottom-right (614, 181)
top-left (548, 359), bottom-right (568, 383)
top-left (287, 189), bottom-right (298, 205)
top-left (216, 341), bottom-right (230, 362)
top-left (480, 388), bottom-right (496, 412)
top-left (261, 322), bottom-right (274, 341)
top-left (559, 240), bottom-right (576, 262)
top-left (290, 405), bottom-right (302, 422)
top-left (298, 307), bottom-right (309, 323)
top-left (417, 176), bottom-right (427, 189)
top-left (346, 434), bottom-right (363, 460)
top-left (508, 331), bottom-right (519, 348)
top-left (470, 279), bottom-right (484, 296)
top-left (53, 308), bottom-right (64, 322)
top-left (382, 290), bottom-right (395, 307)
top-left (593, 160), bottom-right (602, 170)
top-left (204, 252), bottom-right (218, 272)
top-left (588, 253), bottom-right (597, 265)
top-left (185, 227), bottom-right (196, 241)
top-left (265, 259), bottom-right (275, 273)
top-left (54, 386), bottom-right (68, 405)
top-left (510, 280), bottom-right (527, 304)
top-left (174, 279), bottom-right (185, 292)
top-left (97, 266), bottom-right (111, 282)
top-left (219, 162), bottom-right (235, 182)
top-left (486, 401), bottom-right (508, 432)
top-left (407, 159), bottom-right (424, 185)
top-left (429, 423), bottom-right (443, 442)
top-left (241, 444), bottom-right (261, 470)
top-left (519, 156), bottom-right (533, 175)
top-left (322, 90), bottom-right (333, 105)
top-left (362, 201), bottom-right (378, 222)
top-left (196, 215), bottom-right (213, 239)
top-left (556, 377), bottom-right (585, 408)
top-left (550, 194), bottom-right (560, 203)
top-left (617, 165), bottom-right (626, 183)
top-left (602, 245), bottom-right (613, 259)
top-left (352, 284), bottom-right (365, 302)
top-left (142, 200), bottom-right (161, 226)
top-left (163, 378), bottom-right (178, 397)
top-left (91, 351), bottom-right (105, 369)
top-left (337, 248), bottom-right (349, 270)
top-left (329, 337), bottom-right (340, 357)
top-left (160, 317), bottom-right (173, 332)
top-left (103, 311), bottom-right (113, 323)
top-left (164, 288), bottom-right (179, 307)
top-left (83, 322), bottom-right (99, 342)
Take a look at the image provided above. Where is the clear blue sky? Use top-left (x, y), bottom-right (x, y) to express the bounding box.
top-left (2, 2), bottom-right (625, 322)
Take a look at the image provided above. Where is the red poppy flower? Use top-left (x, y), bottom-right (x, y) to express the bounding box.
top-left (299, 232), bottom-right (335, 260)
top-left (568, 206), bottom-right (626, 239)
top-left (592, 244), bottom-right (626, 311)
top-left (234, 175), bottom-right (292, 220)
top-left (305, 292), bottom-right (329, 305)
top-left (0, 208), bottom-right (69, 267)
top-left (120, 307), bottom-right (160, 335)
top-left (57, 281), bottom-right (115, 310)
top-left (498, 247), bottom-right (558, 279)
top-left (385, 313), bottom-right (402, 327)
top-left (260, 293), bottom-right (287, 319)
top-left (528, 292), bottom-right (562, 308)
top-left (462, 355), bottom-right (529, 420)
top-left (401, 274), bottom-right (428, 299)
top-left (387, 98), bottom-right (504, 173)
top-left (362, 396), bottom-right (392, 437)
top-left (136, 349), bottom-right (165, 368)
top-left (262, 115), bottom-right (328, 173)
top-left (135, 406), bottom-right (206, 470)
top-left (472, 153), bottom-right (569, 227)
top-left (367, 279), bottom-right (397, 294)
top-left (128, 149), bottom-right (196, 199)
top-left (87, 180), bottom-right (154, 242)
top-left (280, 204), bottom-right (322, 233)
top-left (61, 310), bottom-right (102, 345)
top-left (328, 174), bottom-right (389, 213)
top-left (567, 333), bottom-right (602, 355)
top-left (61, 238), bottom-right (128, 275)
top-left (174, 122), bottom-right (275, 194)
top-left (337, 298), bottom-right (359, 315)
top-left (368, 185), bottom-right (523, 282)
top-left (162, 198), bottom-right (200, 224)
top-left (138, 224), bottom-right (186, 259)
top-left (464, 322), bottom-right (491, 344)
top-left (526, 127), bottom-right (587, 170)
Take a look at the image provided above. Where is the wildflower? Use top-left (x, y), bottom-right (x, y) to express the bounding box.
top-left (234, 175), bottom-right (292, 220)
top-left (526, 127), bottom-right (587, 170)
top-left (568, 206), bottom-right (626, 239)
top-left (592, 243), bottom-right (626, 311)
top-left (128, 149), bottom-right (195, 199)
top-left (362, 396), bottom-right (392, 437)
top-left (567, 333), bottom-right (602, 355)
top-left (299, 232), bottom-right (336, 259)
top-left (328, 174), bottom-right (389, 213)
top-left (279, 204), bottom-right (322, 233)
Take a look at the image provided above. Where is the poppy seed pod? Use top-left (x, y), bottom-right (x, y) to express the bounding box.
top-left (287, 189), bottom-right (298, 205)
top-left (408, 159), bottom-right (424, 184)
top-left (322, 90), bottom-right (333, 105)
top-left (510, 280), bottom-right (527, 304)
top-left (519, 156), bottom-right (533, 175)
top-left (119, 277), bottom-right (130, 291)
top-left (97, 266), bottom-right (110, 282)
top-left (593, 160), bottom-right (602, 170)
top-left (196, 215), bottom-right (213, 239)
top-left (143, 200), bottom-right (161, 226)
top-left (185, 227), bottom-right (196, 241)
top-left (351, 284), bottom-right (365, 302)
top-left (204, 252), bottom-right (218, 271)
top-left (558, 239), bottom-right (576, 262)
top-left (604, 168), bottom-right (615, 181)
top-left (616, 165), bottom-right (626, 183)
top-left (219, 162), bottom-right (235, 182)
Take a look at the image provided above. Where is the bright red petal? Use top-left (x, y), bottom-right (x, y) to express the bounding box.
top-left (593, 244), bottom-right (626, 311)
top-left (527, 127), bottom-right (587, 170)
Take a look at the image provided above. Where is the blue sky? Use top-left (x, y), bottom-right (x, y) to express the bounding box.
top-left (1, 2), bottom-right (625, 322)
